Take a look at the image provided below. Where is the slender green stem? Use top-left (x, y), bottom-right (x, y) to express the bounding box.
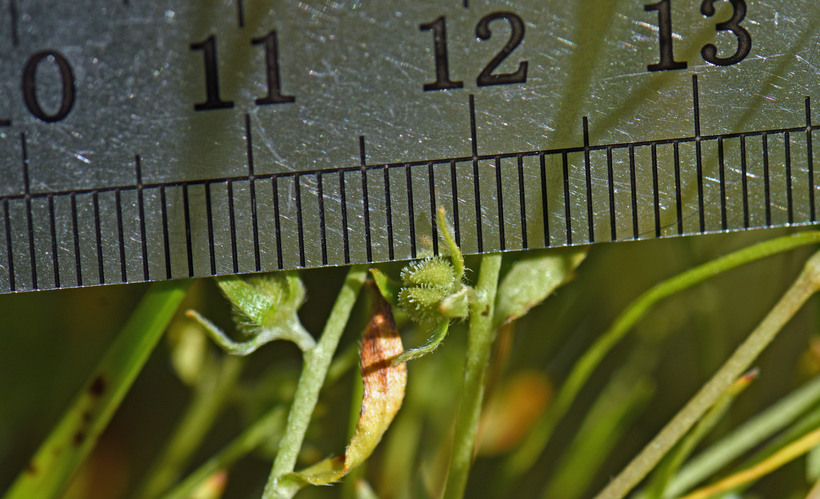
top-left (642, 370), bottom-right (756, 499)
top-left (136, 355), bottom-right (244, 498)
top-left (594, 249), bottom-right (820, 499)
top-left (263, 266), bottom-right (368, 499)
top-left (679, 426), bottom-right (820, 499)
top-left (503, 231), bottom-right (820, 480)
top-left (4, 280), bottom-right (192, 499)
top-left (162, 405), bottom-right (287, 499)
top-left (442, 254), bottom-right (502, 499)
top-left (664, 374), bottom-right (820, 497)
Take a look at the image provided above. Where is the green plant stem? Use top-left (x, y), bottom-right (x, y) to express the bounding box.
top-left (503, 230), bottom-right (820, 480)
top-left (664, 374), bottom-right (820, 497)
top-left (642, 369), bottom-right (756, 499)
top-left (594, 249), bottom-right (820, 499)
top-left (680, 425), bottom-right (820, 499)
top-left (443, 254), bottom-right (502, 499)
top-left (136, 355), bottom-right (244, 498)
top-left (4, 280), bottom-right (192, 499)
top-left (162, 405), bottom-right (287, 499)
top-left (263, 266), bottom-right (368, 499)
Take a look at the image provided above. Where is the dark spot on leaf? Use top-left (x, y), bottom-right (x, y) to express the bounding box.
top-left (25, 462), bottom-right (38, 475)
top-left (73, 431), bottom-right (86, 447)
top-left (482, 305), bottom-right (490, 316)
top-left (89, 376), bottom-right (106, 397)
top-left (82, 411), bottom-right (92, 423)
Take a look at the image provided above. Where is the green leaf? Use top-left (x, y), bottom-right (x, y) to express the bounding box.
top-left (189, 272), bottom-right (315, 354)
top-left (493, 247), bottom-right (587, 327)
top-left (4, 280), bottom-right (192, 499)
top-left (369, 268), bottom-right (401, 307)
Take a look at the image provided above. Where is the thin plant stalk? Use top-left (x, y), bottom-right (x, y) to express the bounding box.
top-left (594, 249), bottom-right (820, 499)
top-left (136, 355), bottom-right (245, 498)
top-left (641, 369), bottom-right (757, 499)
top-left (263, 266), bottom-right (368, 498)
top-left (665, 374), bottom-right (820, 497)
top-left (503, 231), bottom-right (820, 480)
top-left (5, 280), bottom-right (192, 499)
top-left (162, 405), bottom-right (287, 499)
top-left (442, 254), bottom-right (503, 499)
top-left (679, 426), bottom-right (820, 499)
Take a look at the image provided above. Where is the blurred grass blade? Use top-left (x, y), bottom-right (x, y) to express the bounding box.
top-left (667, 374), bottom-right (820, 497)
top-left (502, 231), bottom-right (820, 482)
top-left (493, 247), bottom-right (587, 328)
top-left (136, 355), bottom-right (244, 499)
top-left (642, 370), bottom-right (758, 499)
top-left (188, 470), bottom-right (228, 499)
top-left (4, 280), bottom-right (192, 499)
top-left (679, 426), bottom-right (820, 499)
top-left (595, 250), bottom-right (820, 499)
top-left (544, 368), bottom-right (654, 499)
top-left (163, 406), bottom-right (287, 499)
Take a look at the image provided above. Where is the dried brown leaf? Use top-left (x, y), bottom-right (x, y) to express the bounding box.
top-left (280, 281), bottom-right (406, 491)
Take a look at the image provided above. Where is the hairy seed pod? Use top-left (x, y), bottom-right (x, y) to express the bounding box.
top-left (398, 286), bottom-right (450, 325)
top-left (400, 258), bottom-right (458, 292)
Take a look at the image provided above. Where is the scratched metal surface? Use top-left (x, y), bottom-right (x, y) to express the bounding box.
top-left (0, 0), bottom-right (818, 292)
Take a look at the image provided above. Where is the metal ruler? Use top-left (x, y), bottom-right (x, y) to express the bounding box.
top-left (0, 0), bottom-right (817, 293)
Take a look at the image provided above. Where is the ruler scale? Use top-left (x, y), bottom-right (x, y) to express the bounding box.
top-left (0, 1), bottom-right (818, 293)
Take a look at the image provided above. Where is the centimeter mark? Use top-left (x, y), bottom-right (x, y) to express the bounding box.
top-left (339, 171), bottom-right (350, 264)
top-left (385, 165), bottom-right (395, 260)
top-left (583, 117), bottom-right (594, 243)
top-left (48, 193), bottom-right (60, 287)
top-left (272, 176), bottom-right (284, 269)
top-left (9, 0), bottom-right (18, 47)
top-left (2, 76), bottom-right (818, 291)
top-left (606, 147), bottom-right (616, 241)
top-left (693, 75), bottom-right (706, 232)
top-left (428, 161), bottom-right (439, 255)
top-left (360, 136), bottom-right (373, 262)
top-left (673, 142), bottom-right (683, 235)
top-left (21, 133), bottom-right (37, 289)
top-left (182, 184), bottom-right (194, 277)
top-left (450, 159), bottom-right (461, 247)
top-left (517, 154), bottom-right (528, 249)
top-left (469, 94), bottom-right (483, 253)
top-left (495, 156), bottom-right (505, 251)
top-left (92, 190), bottom-right (104, 283)
top-left (650, 143), bottom-right (661, 237)
top-left (295, 176), bottom-right (305, 268)
top-left (629, 144), bottom-right (639, 239)
top-left (539, 153), bottom-right (549, 247)
top-left (405, 164), bottom-right (417, 258)
top-left (114, 189), bottom-right (126, 282)
top-left (245, 114), bottom-right (262, 272)
top-left (70, 192), bottom-right (82, 286)
top-left (808, 98), bottom-right (815, 221)
top-left (763, 132), bottom-right (771, 226)
top-left (318, 172), bottom-right (328, 266)
top-left (136, 156), bottom-right (149, 281)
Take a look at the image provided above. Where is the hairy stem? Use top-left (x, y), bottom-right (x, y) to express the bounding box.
top-left (263, 266), bottom-right (368, 499)
top-left (443, 254), bottom-right (503, 499)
